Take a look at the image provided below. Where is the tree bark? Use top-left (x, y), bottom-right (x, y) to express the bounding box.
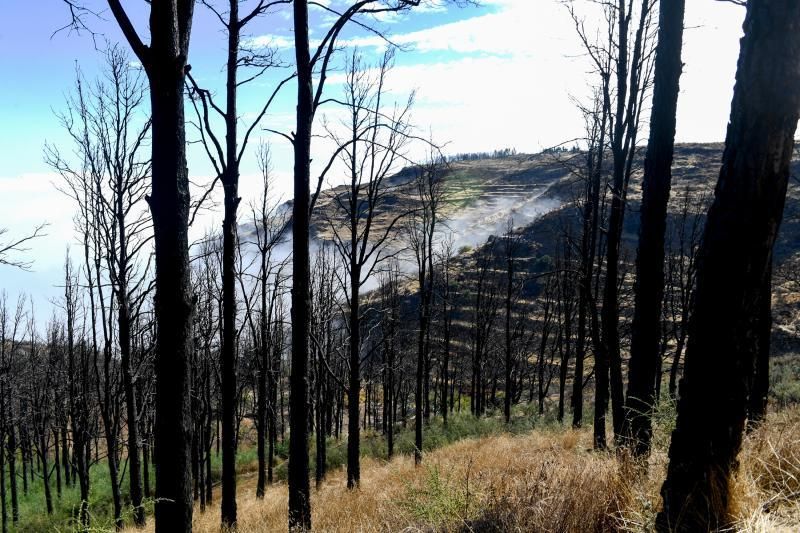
top-left (105, 1), bottom-right (197, 530)
top-left (220, 1), bottom-right (241, 526)
top-left (657, 2), bottom-right (800, 529)
top-left (624, 0), bottom-right (686, 457)
top-left (347, 268), bottom-right (361, 488)
top-left (289, 0), bottom-right (312, 528)
top-left (748, 267), bottom-right (772, 426)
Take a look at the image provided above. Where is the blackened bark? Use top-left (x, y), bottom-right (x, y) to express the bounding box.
top-left (148, 62), bottom-right (195, 533)
top-left (256, 325), bottom-right (268, 497)
top-left (61, 427), bottom-right (71, 490)
top-left (596, 0), bottom-right (631, 450)
top-left (118, 246), bottom-right (144, 526)
top-left (416, 278), bottom-right (428, 464)
top-left (597, 0), bottom-right (650, 447)
top-left (289, 0), bottom-right (312, 528)
top-left (625, 0), bottom-right (686, 457)
top-left (748, 268), bottom-right (771, 426)
top-left (657, 2), bottom-right (800, 529)
top-left (0, 404), bottom-right (6, 533)
top-left (220, 1), bottom-right (241, 526)
top-left (6, 423), bottom-right (17, 524)
top-left (504, 233), bottom-right (515, 424)
top-left (53, 429), bottom-right (62, 497)
top-left (441, 265), bottom-right (451, 427)
top-left (106, 1), bottom-right (197, 530)
top-left (40, 432), bottom-right (52, 515)
top-left (347, 269), bottom-right (361, 487)
top-left (573, 102), bottom-right (606, 429)
top-left (557, 238), bottom-right (574, 423)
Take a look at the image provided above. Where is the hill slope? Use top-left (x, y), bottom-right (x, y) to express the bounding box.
top-left (123, 406), bottom-right (800, 533)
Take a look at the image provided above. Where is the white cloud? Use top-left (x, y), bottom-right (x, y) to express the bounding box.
top-left (334, 0), bottom-right (547, 56)
top-left (0, 172), bottom-right (77, 270)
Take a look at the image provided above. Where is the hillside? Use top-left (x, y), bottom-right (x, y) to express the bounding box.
top-left (346, 143), bottom-right (800, 356)
top-left (284, 143), bottom-right (799, 264)
top-left (123, 406), bottom-right (800, 533)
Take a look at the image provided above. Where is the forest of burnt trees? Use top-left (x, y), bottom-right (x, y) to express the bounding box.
top-left (0, 0), bottom-right (798, 531)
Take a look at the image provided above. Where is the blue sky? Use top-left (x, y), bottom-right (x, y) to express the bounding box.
top-left (0, 0), bottom-right (746, 313)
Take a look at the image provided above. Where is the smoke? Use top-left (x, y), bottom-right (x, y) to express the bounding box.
top-left (237, 183), bottom-right (565, 299)
top-left (444, 184), bottom-right (563, 251)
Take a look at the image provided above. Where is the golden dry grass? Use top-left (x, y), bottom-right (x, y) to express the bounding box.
top-left (124, 407), bottom-right (800, 533)
top-left (129, 428), bottom-right (627, 533)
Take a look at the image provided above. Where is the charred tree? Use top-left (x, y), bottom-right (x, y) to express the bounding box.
top-left (103, 1), bottom-right (198, 529)
top-left (624, 0), bottom-right (686, 457)
top-left (658, 2), bottom-right (800, 529)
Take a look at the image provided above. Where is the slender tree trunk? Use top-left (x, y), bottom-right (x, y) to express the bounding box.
top-left (504, 254), bottom-right (514, 423)
top-left (119, 292), bottom-right (145, 525)
top-left (7, 422), bottom-right (17, 524)
top-left (347, 268), bottom-right (361, 488)
top-left (53, 429), bottom-right (62, 498)
top-left (143, 437), bottom-right (151, 499)
top-left (573, 112), bottom-right (606, 429)
top-left (0, 428), bottom-right (6, 533)
top-left (61, 425), bottom-right (70, 489)
top-left (441, 302), bottom-right (450, 427)
top-left (658, 3), bottom-right (800, 529)
top-left (40, 433), bottom-right (53, 515)
top-left (416, 280), bottom-right (428, 465)
top-left (220, 3), bottom-right (241, 527)
top-left (289, 1), bottom-right (312, 528)
top-left (625, 0), bottom-right (686, 457)
top-left (256, 343), bottom-right (268, 498)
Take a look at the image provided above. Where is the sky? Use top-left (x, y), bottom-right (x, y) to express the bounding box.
top-left (0, 0), bottom-right (746, 316)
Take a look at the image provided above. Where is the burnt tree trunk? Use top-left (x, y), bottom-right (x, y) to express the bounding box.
top-left (624, 0), bottom-right (686, 457)
top-left (573, 95), bottom-right (607, 429)
top-left (289, 0), bottom-right (312, 528)
top-left (748, 267), bottom-right (772, 426)
top-left (657, 2), bottom-right (800, 529)
top-left (220, 1), bottom-right (241, 526)
top-left (347, 267), bottom-right (361, 488)
top-left (106, 1), bottom-right (197, 530)
top-left (117, 216), bottom-right (145, 526)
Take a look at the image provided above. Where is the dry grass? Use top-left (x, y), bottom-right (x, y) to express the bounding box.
top-left (729, 410), bottom-right (800, 532)
top-left (122, 407), bottom-right (800, 533)
top-left (127, 428), bottom-right (629, 533)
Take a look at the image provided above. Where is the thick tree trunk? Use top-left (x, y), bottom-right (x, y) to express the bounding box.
top-left (748, 268), bottom-right (772, 426)
top-left (113, 2), bottom-right (198, 530)
top-left (148, 69), bottom-right (195, 533)
top-left (657, 3), bottom-right (800, 529)
top-left (625, 0), bottom-right (685, 457)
